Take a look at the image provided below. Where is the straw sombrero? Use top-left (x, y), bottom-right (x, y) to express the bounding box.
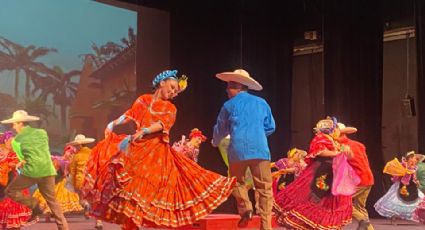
top-left (67, 134), bottom-right (95, 145)
top-left (337, 123), bottom-right (357, 134)
top-left (1, 110), bottom-right (40, 124)
top-left (216, 69), bottom-right (263, 91)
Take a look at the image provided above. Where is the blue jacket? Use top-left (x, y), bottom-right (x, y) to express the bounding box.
top-left (213, 92), bottom-right (276, 163)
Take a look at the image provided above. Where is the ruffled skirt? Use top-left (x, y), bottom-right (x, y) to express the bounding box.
top-left (275, 161), bottom-right (352, 230)
top-left (82, 134), bottom-right (235, 228)
top-left (374, 182), bottom-right (424, 220)
top-left (0, 190), bottom-right (34, 229)
top-left (414, 197), bottom-right (425, 223)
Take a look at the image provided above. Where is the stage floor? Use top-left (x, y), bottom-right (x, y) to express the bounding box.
top-left (22, 214), bottom-right (424, 229)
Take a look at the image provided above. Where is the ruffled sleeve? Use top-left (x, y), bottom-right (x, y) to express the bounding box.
top-left (123, 94), bottom-right (177, 143)
top-left (307, 133), bottom-right (336, 160)
top-left (275, 158), bottom-right (290, 170)
top-left (123, 95), bottom-right (150, 129)
top-left (153, 102), bottom-right (177, 136)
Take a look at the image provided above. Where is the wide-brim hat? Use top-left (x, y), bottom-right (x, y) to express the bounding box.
top-left (216, 69), bottom-right (263, 91)
top-left (337, 123), bottom-right (357, 134)
top-left (67, 134), bottom-right (95, 145)
top-left (1, 110), bottom-right (40, 124)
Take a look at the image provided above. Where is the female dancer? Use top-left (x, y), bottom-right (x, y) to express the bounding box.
top-left (0, 131), bottom-right (34, 229)
top-left (375, 151), bottom-right (424, 222)
top-left (276, 117), bottom-right (353, 230)
top-left (270, 148), bottom-right (307, 196)
top-left (171, 128), bottom-right (207, 163)
top-left (81, 70), bottom-right (235, 230)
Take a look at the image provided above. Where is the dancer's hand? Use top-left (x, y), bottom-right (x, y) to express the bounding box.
top-left (131, 129), bottom-right (145, 143)
top-left (211, 139), bottom-right (217, 147)
top-left (272, 169), bottom-right (290, 179)
top-left (340, 145), bottom-right (353, 158)
top-left (414, 178), bottom-right (420, 185)
top-left (15, 160), bottom-right (26, 169)
top-left (104, 121), bottom-right (114, 138)
top-left (271, 171), bottom-right (281, 179)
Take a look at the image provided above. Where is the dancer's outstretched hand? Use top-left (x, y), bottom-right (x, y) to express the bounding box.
top-left (211, 139), bottom-right (217, 147)
top-left (104, 129), bottom-right (112, 138)
top-left (104, 122), bottom-right (114, 138)
top-left (15, 160), bottom-right (26, 170)
top-left (132, 130), bottom-right (144, 143)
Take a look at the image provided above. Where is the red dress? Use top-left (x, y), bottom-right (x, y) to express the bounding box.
top-left (275, 133), bottom-right (352, 230)
top-left (0, 151), bottom-right (32, 229)
top-left (82, 94), bottom-right (235, 228)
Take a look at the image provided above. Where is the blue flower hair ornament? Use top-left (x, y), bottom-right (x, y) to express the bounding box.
top-left (152, 70), bottom-right (178, 88)
top-left (152, 69), bottom-right (188, 92)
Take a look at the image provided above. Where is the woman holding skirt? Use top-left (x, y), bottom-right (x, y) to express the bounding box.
top-left (81, 70), bottom-right (235, 230)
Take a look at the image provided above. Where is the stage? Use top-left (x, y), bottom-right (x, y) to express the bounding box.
top-left (23, 214), bottom-right (424, 229)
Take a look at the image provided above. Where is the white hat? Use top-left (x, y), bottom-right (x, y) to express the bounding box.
top-left (337, 123), bottom-right (357, 134)
top-left (67, 134), bottom-right (95, 145)
top-left (216, 69), bottom-right (263, 91)
top-left (1, 110), bottom-right (40, 124)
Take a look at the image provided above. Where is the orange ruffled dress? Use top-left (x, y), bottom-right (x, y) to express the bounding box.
top-left (0, 152), bottom-right (33, 229)
top-left (82, 94), bottom-right (235, 228)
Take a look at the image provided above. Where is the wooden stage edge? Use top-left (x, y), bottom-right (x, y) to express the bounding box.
top-left (166, 214), bottom-right (277, 230)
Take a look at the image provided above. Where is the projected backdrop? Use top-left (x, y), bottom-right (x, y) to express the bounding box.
top-left (0, 0), bottom-right (137, 150)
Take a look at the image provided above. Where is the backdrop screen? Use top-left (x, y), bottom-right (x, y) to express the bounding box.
top-left (0, 0), bottom-right (137, 151)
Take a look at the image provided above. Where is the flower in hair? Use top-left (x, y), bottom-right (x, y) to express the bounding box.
top-left (189, 128), bottom-right (207, 142)
top-left (178, 75), bottom-right (188, 92)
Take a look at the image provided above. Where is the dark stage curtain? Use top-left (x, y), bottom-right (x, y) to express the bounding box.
top-left (323, 0), bottom-right (385, 217)
top-left (168, 0), bottom-right (298, 213)
top-left (238, 1), bottom-right (298, 162)
top-left (415, 0), bottom-right (425, 155)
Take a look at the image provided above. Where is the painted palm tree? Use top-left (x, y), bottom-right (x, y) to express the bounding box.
top-left (82, 41), bottom-right (123, 69)
top-left (32, 66), bottom-right (80, 129)
top-left (0, 92), bottom-right (18, 121)
top-left (121, 27), bottom-right (137, 48)
top-left (20, 96), bottom-right (56, 126)
top-left (0, 36), bottom-right (56, 100)
top-left (80, 27), bottom-right (136, 68)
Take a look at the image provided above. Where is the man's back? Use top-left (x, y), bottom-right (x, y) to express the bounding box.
top-left (14, 126), bottom-right (56, 178)
top-left (220, 92), bottom-right (275, 162)
top-left (70, 147), bottom-right (91, 189)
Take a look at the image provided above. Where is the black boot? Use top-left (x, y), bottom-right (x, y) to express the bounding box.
top-left (357, 220), bottom-right (371, 230)
top-left (237, 210), bottom-right (253, 228)
top-left (28, 205), bottom-right (43, 223)
top-left (84, 203), bottom-right (90, 219)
